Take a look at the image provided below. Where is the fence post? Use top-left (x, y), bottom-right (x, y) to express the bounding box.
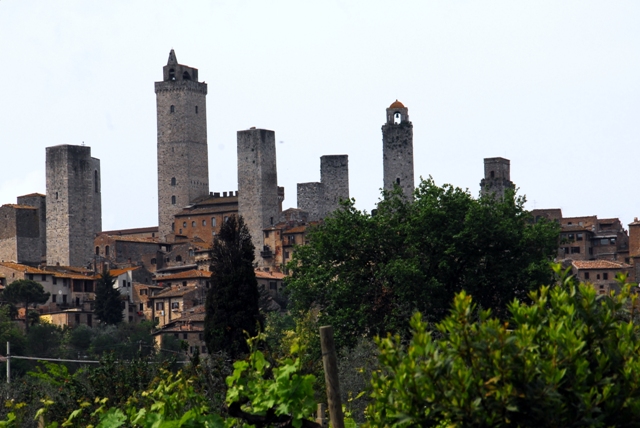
top-left (6, 342), bottom-right (9, 384)
top-left (319, 326), bottom-right (344, 428)
top-left (316, 403), bottom-right (327, 427)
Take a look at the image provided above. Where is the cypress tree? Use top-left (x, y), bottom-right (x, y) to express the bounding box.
top-left (205, 215), bottom-right (262, 358)
top-left (94, 266), bottom-right (123, 325)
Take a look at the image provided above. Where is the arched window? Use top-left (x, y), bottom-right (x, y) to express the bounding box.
top-left (171, 195), bottom-right (176, 205)
top-left (171, 177), bottom-right (176, 186)
top-left (105, 245), bottom-right (110, 257)
top-left (169, 69), bottom-right (175, 80)
top-left (95, 246), bottom-right (99, 255)
top-left (94, 170), bottom-right (99, 193)
top-left (396, 178), bottom-right (401, 185)
top-left (394, 112), bottom-right (402, 124)
top-left (183, 222), bottom-right (187, 228)
top-left (170, 105), bottom-right (175, 113)
top-left (182, 71), bottom-right (191, 80)
top-left (202, 220), bottom-right (206, 226)
top-left (211, 217), bottom-right (217, 227)
top-left (192, 221), bottom-right (196, 227)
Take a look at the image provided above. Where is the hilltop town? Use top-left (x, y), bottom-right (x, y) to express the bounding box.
top-left (0, 50), bottom-right (638, 353)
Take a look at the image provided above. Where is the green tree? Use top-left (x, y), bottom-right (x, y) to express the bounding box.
top-left (93, 267), bottom-right (123, 325)
top-left (2, 279), bottom-right (50, 333)
top-left (205, 215), bottom-right (263, 359)
top-left (287, 178), bottom-right (559, 349)
top-left (365, 269), bottom-right (640, 427)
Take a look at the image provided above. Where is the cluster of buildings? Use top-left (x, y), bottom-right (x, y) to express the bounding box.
top-left (0, 50), bottom-right (634, 354)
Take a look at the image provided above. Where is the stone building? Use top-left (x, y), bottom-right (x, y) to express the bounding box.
top-left (0, 201), bottom-right (44, 265)
top-left (46, 144), bottom-right (102, 267)
top-left (570, 260), bottom-right (632, 295)
top-left (173, 192), bottom-right (238, 240)
top-left (382, 100), bottom-right (414, 199)
top-left (152, 307), bottom-right (207, 356)
top-left (297, 155), bottom-right (349, 221)
top-left (237, 128), bottom-right (281, 264)
top-left (480, 157), bottom-right (515, 198)
top-left (156, 49), bottom-right (209, 240)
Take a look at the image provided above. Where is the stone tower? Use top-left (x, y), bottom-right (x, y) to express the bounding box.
top-left (480, 157), bottom-right (515, 198)
top-left (297, 154), bottom-right (349, 221)
top-left (155, 49), bottom-right (209, 240)
top-left (382, 100), bottom-right (414, 199)
top-left (46, 144), bottom-right (102, 266)
top-left (237, 128), bottom-right (280, 263)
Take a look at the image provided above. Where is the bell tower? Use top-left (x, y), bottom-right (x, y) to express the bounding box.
top-left (382, 100), bottom-right (414, 199)
top-left (155, 50), bottom-right (209, 240)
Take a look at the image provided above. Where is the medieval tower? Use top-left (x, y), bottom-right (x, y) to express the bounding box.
top-left (382, 100), bottom-right (414, 199)
top-left (46, 144), bottom-right (102, 266)
top-left (237, 128), bottom-right (280, 263)
top-left (297, 154), bottom-right (349, 221)
top-left (155, 49), bottom-right (209, 240)
top-left (480, 157), bottom-right (515, 198)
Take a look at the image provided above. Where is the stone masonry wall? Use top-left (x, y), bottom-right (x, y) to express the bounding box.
top-left (297, 182), bottom-right (324, 222)
top-left (237, 128), bottom-right (279, 264)
top-left (382, 107), bottom-right (414, 199)
top-left (46, 145), bottom-right (101, 267)
top-left (156, 76), bottom-right (209, 240)
top-left (17, 194), bottom-right (46, 263)
top-left (320, 155), bottom-right (349, 217)
top-left (480, 157), bottom-right (514, 198)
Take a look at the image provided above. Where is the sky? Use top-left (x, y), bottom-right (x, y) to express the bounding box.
top-left (1, 1), bottom-right (639, 231)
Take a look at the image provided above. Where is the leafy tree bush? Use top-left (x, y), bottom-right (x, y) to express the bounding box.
top-left (2, 280), bottom-right (50, 332)
top-left (287, 178), bottom-right (559, 350)
top-left (205, 215), bottom-right (263, 359)
top-left (94, 266), bottom-right (123, 325)
top-left (365, 268), bottom-right (640, 427)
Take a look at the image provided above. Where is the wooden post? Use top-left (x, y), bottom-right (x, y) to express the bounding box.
top-left (319, 326), bottom-right (344, 428)
top-left (6, 342), bottom-right (9, 384)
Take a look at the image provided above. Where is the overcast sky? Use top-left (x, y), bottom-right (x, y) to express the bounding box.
top-left (1, 1), bottom-right (639, 231)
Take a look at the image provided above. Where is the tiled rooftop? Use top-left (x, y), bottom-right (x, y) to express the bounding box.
top-left (572, 260), bottom-right (631, 270)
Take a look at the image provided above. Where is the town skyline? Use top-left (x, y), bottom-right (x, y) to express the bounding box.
top-left (1, 1), bottom-right (639, 231)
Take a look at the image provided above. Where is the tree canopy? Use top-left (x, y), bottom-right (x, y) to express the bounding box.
top-left (2, 279), bottom-right (50, 333)
top-left (286, 178), bottom-right (560, 349)
top-left (205, 215), bottom-right (263, 358)
top-left (94, 267), bottom-right (123, 325)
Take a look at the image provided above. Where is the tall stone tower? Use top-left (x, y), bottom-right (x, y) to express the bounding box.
top-left (480, 157), bottom-right (515, 198)
top-left (155, 49), bottom-right (209, 240)
top-left (297, 154), bottom-right (349, 221)
top-left (237, 128), bottom-right (280, 263)
top-left (382, 100), bottom-right (414, 199)
top-left (46, 145), bottom-right (102, 266)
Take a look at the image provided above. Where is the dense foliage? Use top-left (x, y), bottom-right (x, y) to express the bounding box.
top-left (205, 215), bottom-right (263, 358)
top-left (287, 178), bottom-right (560, 349)
top-left (2, 280), bottom-right (50, 332)
top-left (94, 266), bottom-right (123, 325)
top-left (366, 268), bottom-right (640, 427)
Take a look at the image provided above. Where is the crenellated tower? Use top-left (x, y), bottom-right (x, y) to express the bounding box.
top-left (155, 49), bottom-right (209, 240)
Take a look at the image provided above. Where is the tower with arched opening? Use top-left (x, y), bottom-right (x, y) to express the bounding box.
top-left (155, 49), bottom-right (209, 240)
top-left (382, 100), bottom-right (414, 199)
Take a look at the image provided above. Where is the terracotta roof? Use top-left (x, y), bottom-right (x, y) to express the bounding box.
top-left (111, 236), bottom-right (160, 244)
top-left (0, 262), bottom-right (48, 274)
top-left (99, 226), bottom-right (158, 236)
top-left (155, 269), bottom-right (209, 281)
top-left (389, 100), bottom-right (405, 109)
top-left (572, 260), bottom-right (631, 270)
top-left (18, 193), bottom-right (45, 198)
top-left (152, 285), bottom-right (199, 298)
top-left (255, 270), bottom-right (286, 280)
top-left (283, 225), bottom-right (307, 234)
top-left (109, 266), bottom-right (139, 277)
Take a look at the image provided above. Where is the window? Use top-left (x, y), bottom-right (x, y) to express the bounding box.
top-left (174, 333), bottom-right (179, 338)
top-left (170, 105), bottom-right (175, 113)
top-left (600, 239), bottom-right (609, 246)
top-left (288, 235), bottom-right (295, 245)
top-left (270, 217), bottom-right (274, 225)
top-left (55, 192), bottom-right (58, 200)
top-left (563, 247), bottom-right (570, 254)
top-left (105, 245), bottom-right (110, 256)
top-left (269, 281), bottom-right (277, 290)
top-left (41, 274), bottom-right (46, 281)
top-left (171, 196), bottom-right (176, 205)
top-left (52, 276), bottom-right (57, 285)
top-left (195, 106), bottom-right (198, 114)
top-left (192, 221), bottom-right (196, 227)
top-left (577, 233), bottom-right (583, 241)
top-left (284, 251), bottom-right (290, 259)
top-left (603, 273), bottom-right (609, 280)
top-left (122, 280), bottom-right (126, 288)
top-left (568, 234), bottom-right (574, 241)
top-left (95, 246), bottom-right (100, 255)
top-left (176, 255), bottom-right (182, 262)
top-left (224, 216), bottom-right (229, 223)
top-left (169, 69), bottom-right (175, 80)
top-left (202, 220), bottom-right (206, 226)
top-left (396, 178), bottom-right (400, 185)
top-left (610, 238), bottom-right (616, 245)
top-left (265, 231), bottom-right (270, 238)
top-left (75, 314), bottom-right (80, 324)
top-left (211, 217), bottom-right (217, 227)
top-left (94, 170), bottom-right (99, 193)
top-left (183, 333), bottom-right (188, 339)
top-left (182, 71), bottom-right (191, 80)
top-left (171, 222), bottom-right (175, 231)
top-left (171, 177), bottom-right (176, 186)
top-left (394, 112), bottom-right (402, 124)
top-left (156, 302), bottom-right (164, 310)
top-left (585, 272), bottom-right (590, 280)
top-left (199, 333), bottom-right (203, 340)
top-left (571, 247), bottom-right (580, 254)
top-left (171, 302), bottom-right (180, 309)
top-left (139, 303), bottom-right (144, 311)
top-left (62, 294), bottom-right (67, 304)
top-left (597, 274), bottom-right (601, 280)
top-left (151, 258), bottom-right (156, 265)
top-left (202, 346), bottom-right (207, 353)
top-left (52, 295), bottom-right (56, 303)
top-left (140, 289), bottom-right (148, 295)
top-left (183, 222), bottom-right (187, 227)
top-left (28, 274), bottom-right (33, 280)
